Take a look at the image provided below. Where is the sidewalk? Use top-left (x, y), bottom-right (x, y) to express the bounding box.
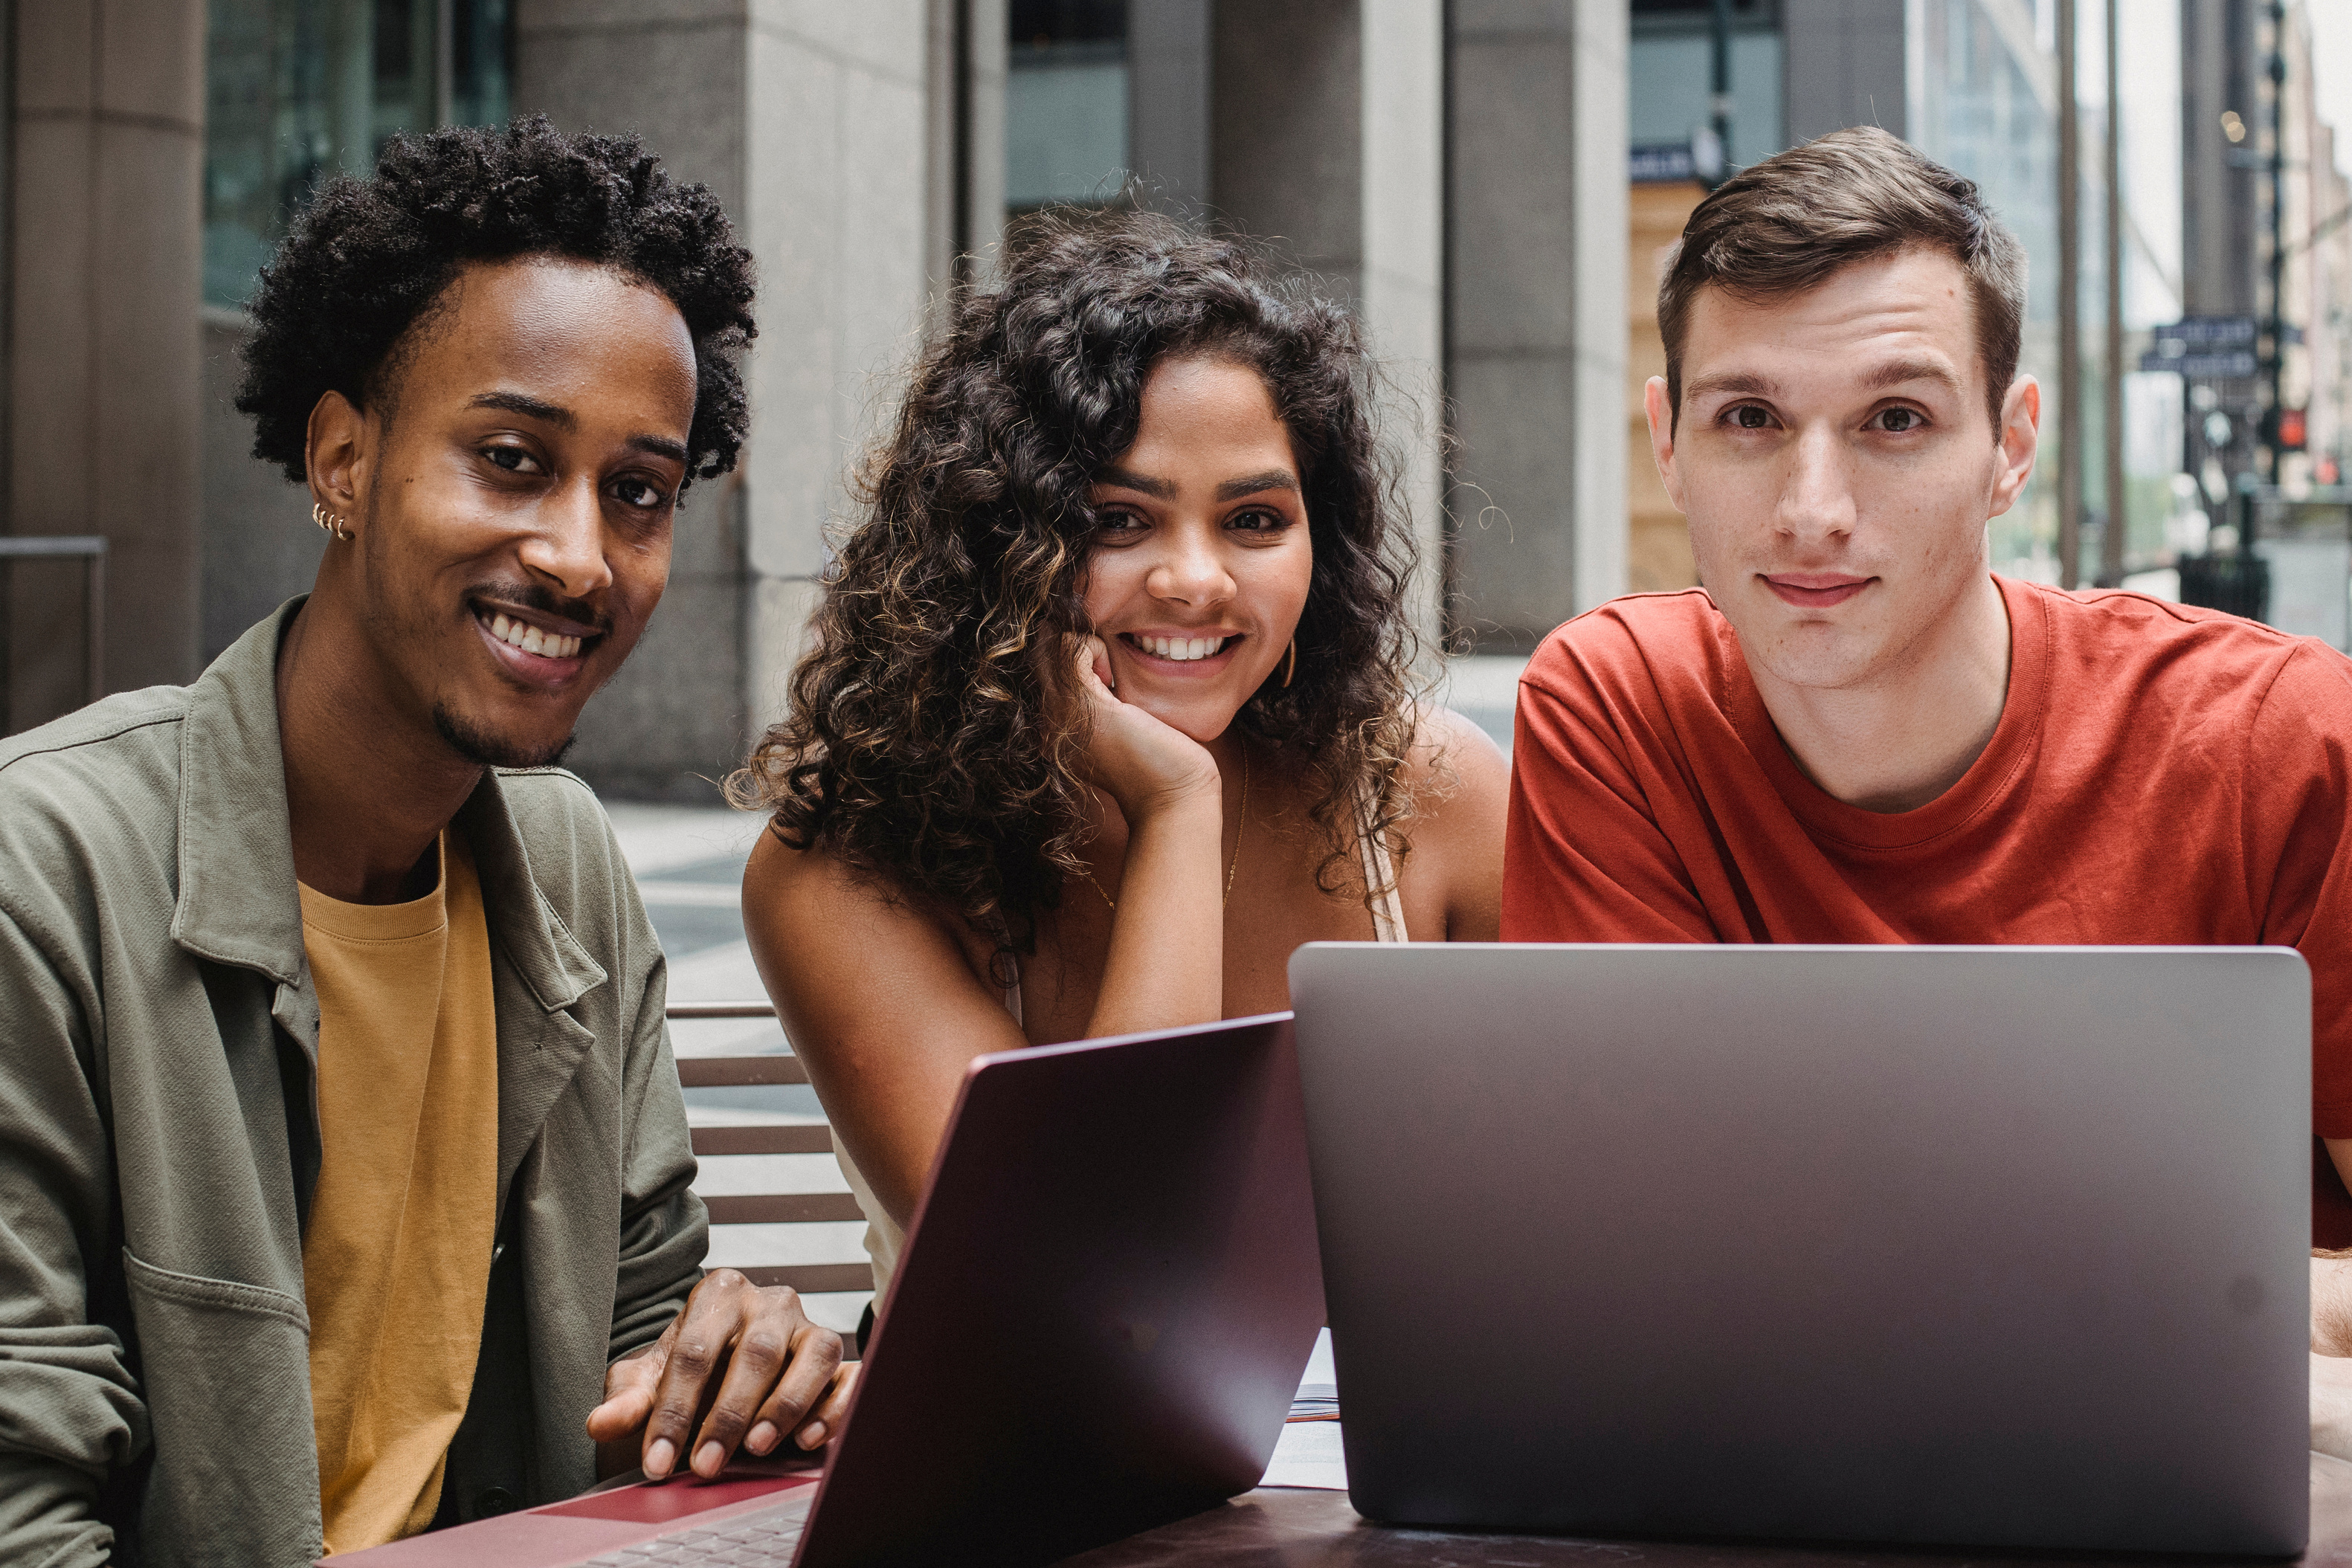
top-left (606, 802), bottom-right (767, 1004)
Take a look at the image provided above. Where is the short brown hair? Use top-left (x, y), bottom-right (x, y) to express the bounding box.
top-left (1657, 126), bottom-right (2027, 435)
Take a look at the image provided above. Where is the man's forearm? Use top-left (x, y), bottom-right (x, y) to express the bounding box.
top-left (2313, 1253), bottom-right (2352, 1355)
top-left (0, 1450), bottom-right (113, 1568)
top-left (611, 1187), bottom-right (707, 1361)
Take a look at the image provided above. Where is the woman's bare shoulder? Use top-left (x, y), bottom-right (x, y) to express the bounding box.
top-left (743, 819), bottom-right (837, 905)
top-left (741, 822), bottom-right (1003, 1030)
top-left (1396, 706), bottom-right (1507, 941)
top-left (1404, 703), bottom-right (1510, 814)
top-left (743, 823), bottom-right (931, 941)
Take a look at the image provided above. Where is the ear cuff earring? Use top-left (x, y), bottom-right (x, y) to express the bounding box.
top-left (1282, 638), bottom-right (1298, 688)
top-left (312, 503), bottom-right (354, 541)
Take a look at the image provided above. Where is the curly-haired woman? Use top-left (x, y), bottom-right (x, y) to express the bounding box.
top-left (732, 212), bottom-right (1508, 1302)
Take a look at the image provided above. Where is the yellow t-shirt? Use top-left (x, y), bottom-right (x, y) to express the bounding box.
top-left (298, 831), bottom-right (499, 1555)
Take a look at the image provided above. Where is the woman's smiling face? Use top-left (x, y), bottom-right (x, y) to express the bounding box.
top-left (1081, 355), bottom-right (1314, 745)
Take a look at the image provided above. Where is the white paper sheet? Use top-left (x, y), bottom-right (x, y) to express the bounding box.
top-left (1261, 1329), bottom-right (1350, 1491)
top-left (1260, 1418), bottom-right (1349, 1491)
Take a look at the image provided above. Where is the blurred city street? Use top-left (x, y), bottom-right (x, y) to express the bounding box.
top-left (10, 1), bottom-right (2349, 744)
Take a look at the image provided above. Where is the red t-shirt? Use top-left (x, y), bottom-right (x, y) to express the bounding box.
top-left (1501, 575), bottom-right (2352, 1245)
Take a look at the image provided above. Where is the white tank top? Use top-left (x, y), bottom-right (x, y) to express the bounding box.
top-left (834, 788), bottom-right (1408, 1301)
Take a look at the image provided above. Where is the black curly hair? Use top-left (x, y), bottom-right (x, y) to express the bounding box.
top-left (727, 208), bottom-right (1423, 957)
top-left (237, 115), bottom-right (755, 486)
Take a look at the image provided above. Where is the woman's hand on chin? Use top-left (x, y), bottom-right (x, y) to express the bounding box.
top-left (1072, 634), bottom-right (1222, 823)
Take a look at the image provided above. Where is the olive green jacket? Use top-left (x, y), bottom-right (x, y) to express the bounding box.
top-left (0, 600), bottom-right (707, 1568)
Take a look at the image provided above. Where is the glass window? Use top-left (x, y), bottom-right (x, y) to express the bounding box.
top-left (1005, 0), bottom-right (1129, 213)
top-left (453, 0), bottom-right (514, 130)
top-left (1629, 0), bottom-right (1785, 175)
top-left (1911, 0), bottom-right (2185, 582)
top-left (2110, 0), bottom-right (2187, 568)
top-left (203, 1), bottom-right (515, 309)
top-left (1909, 0), bottom-right (2068, 578)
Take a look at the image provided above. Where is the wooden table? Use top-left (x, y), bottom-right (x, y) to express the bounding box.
top-left (1058, 1454), bottom-right (2352, 1565)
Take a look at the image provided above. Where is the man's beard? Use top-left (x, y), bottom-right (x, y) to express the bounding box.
top-left (432, 701), bottom-right (578, 770)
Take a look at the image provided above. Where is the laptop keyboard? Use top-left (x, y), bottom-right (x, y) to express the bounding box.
top-left (573, 1494), bottom-right (809, 1565)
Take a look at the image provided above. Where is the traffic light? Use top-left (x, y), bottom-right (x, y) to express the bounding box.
top-left (2261, 407), bottom-right (2308, 451)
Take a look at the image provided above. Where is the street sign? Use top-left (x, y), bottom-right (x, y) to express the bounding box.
top-left (1631, 143), bottom-right (1698, 183)
top-left (2136, 315), bottom-right (2298, 379)
top-left (1631, 127), bottom-right (1727, 186)
top-left (2156, 316), bottom-right (2258, 346)
top-left (2141, 315), bottom-right (2260, 378)
top-left (2143, 349), bottom-right (2261, 377)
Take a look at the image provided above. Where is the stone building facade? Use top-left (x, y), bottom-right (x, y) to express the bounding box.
top-left (0, 0), bottom-right (1631, 794)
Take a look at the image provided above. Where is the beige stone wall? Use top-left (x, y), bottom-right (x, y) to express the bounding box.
top-left (199, 309), bottom-right (317, 662)
top-left (514, 0), bottom-right (954, 798)
top-left (1213, 0), bottom-right (1364, 304)
top-left (1361, 0), bottom-right (1446, 652)
top-left (1626, 180), bottom-right (1700, 596)
top-left (7, 0), bottom-right (204, 727)
top-left (1446, 0), bottom-right (1628, 650)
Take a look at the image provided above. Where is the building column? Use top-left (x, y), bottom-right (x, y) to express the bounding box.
top-left (943, 0), bottom-right (1008, 287)
top-left (1212, 2), bottom-right (1363, 296)
top-left (1361, 0), bottom-right (1448, 645)
top-left (7, 0), bottom-right (204, 725)
top-left (515, 1), bottom-right (950, 798)
top-left (1129, 0), bottom-right (1211, 210)
top-left (1568, 0), bottom-right (1630, 617)
top-left (1781, 0), bottom-right (1906, 144)
top-left (1447, 0), bottom-right (1627, 648)
top-left (1205, 1), bottom-right (1448, 651)
top-left (964, 0), bottom-right (1008, 277)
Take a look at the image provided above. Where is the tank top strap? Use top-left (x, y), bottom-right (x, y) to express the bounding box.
top-left (988, 937), bottom-right (1023, 1028)
top-left (1355, 781), bottom-right (1408, 943)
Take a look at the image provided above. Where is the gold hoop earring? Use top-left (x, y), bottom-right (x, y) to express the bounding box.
top-left (1281, 638), bottom-right (1298, 688)
top-left (312, 502), bottom-right (353, 542)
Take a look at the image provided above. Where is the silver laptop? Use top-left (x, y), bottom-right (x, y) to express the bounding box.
top-left (1287, 943), bottom-right (2310, 1555)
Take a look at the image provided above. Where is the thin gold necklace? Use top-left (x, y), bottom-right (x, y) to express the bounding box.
top-left (1081, 746), bottom-right (1249, 912)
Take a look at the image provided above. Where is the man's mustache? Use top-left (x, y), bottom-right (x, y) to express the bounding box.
top-left (466, 580), bottom-right (615, 637)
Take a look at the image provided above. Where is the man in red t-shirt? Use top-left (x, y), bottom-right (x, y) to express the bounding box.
top-left (1501, 129), bottom-right (2352, 1265)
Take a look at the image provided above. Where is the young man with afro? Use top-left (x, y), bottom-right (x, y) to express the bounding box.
top-left (0, 118), bottom-right (848, 1566)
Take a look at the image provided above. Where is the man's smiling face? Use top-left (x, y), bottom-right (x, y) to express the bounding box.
top-left (318, 256), bottom-right (698, 767)
top-left (1646, 245), bottom-right (2037, 694)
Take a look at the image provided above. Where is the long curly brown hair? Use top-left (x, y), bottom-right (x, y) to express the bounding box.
top-left (728, 210), bottom-right (1423, 955)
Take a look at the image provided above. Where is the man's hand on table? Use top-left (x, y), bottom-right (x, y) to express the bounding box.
top-left (587, 1269), bottom-right (858, 1480)
top-left (2314, 1256), bottom-right (2352, 1462)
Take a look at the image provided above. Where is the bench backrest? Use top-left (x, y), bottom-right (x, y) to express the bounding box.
top-left (669, 1001), bottom-right (870, 1357)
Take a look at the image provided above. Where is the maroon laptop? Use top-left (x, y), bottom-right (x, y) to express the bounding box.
top-left (334, 1012), bottom-right (1324, 1568)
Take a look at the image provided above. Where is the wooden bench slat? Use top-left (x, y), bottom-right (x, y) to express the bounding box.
top-left (738, 1263), bottom-right (877, 1294)
top-left (704, 1193), bottom-right (866, 1225)
top-left (666, 1000), bottom-right (780, 1019)
top-left (692, 1124), bottom-right (834, 1156)
top-left (678, 1054), bottom-right (810, 1088)
top-left (671, 1016), bottom-right (863, 1309)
